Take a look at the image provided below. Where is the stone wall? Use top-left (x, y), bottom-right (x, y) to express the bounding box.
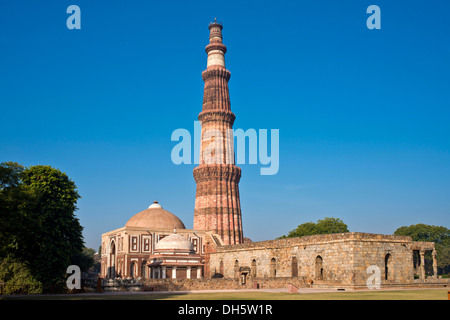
top-left (351, 240), bottom-right (414, 286)
top-left (209, 232), bottom-right (431, 288)
top-left (101, 278), bottom-right (143, 292)
top-left (142, 277), bottom-right (307, 291)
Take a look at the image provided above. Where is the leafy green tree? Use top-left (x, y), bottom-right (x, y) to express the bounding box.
top-left (0, 162), bottom-right (43, 294)
top-left (20, 165), bottom-right (85, 292)
top-left (0, 162), bottom-right (40, 263)
top-left (0, 161), bottom-right (25, 188)
top-left (1, 162), bottom-right (86, 293)
top-left (394, 224), bottom-right (450, 275)
top-left (279, 217), bottom-right (349, 239)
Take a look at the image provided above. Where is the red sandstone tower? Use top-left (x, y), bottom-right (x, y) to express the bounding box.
top-left (193, 20), bottom-right (243, 245)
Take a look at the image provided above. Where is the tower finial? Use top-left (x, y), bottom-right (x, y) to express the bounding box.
top-left (209, 18), bottom-right (222, 29)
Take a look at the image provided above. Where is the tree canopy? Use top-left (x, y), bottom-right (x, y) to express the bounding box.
top-left (278, 217), bottom-right (349, 239)
top-left (0, 161), bottom-right (89, 293)
top-left (394, 223), bottom-right (450, 275)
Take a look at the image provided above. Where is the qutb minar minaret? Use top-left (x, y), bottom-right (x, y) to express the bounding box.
top-left (193, 20), bottom-right (243, 245)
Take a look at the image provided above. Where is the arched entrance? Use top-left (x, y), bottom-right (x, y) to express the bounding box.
top-left (251, 259), bottom-right (257, 278)
top-left (270, 258), bottom-right (277, 278)
top-left (141, 260), bottom-right (147, 278)
top-left (130, 261), bottom-right (136, 278)
top-left (109, 240), bottom-right (116, 278)
top-left (385, 253), bottom-right (391, 280)
top-left (315, 256), bottom-right (323, 280)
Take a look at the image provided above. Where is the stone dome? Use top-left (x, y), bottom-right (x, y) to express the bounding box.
top-left (155, 232), bottom-right (194, 252)
top-left (125, 201), bottom-right (186, 230)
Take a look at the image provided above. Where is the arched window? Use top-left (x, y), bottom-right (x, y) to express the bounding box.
top-left (270, 258), bottom-right (276, 278)
top-left (291, 257), bottom-right (298, 277)
top-left (385, 253), bottom-right (391, 280)
top-left (234, 260), bottom-right (239, 279)
top-left (251, 259), bottom-right (257, 278)
top-left (315, 256), bottom-right (323, 280)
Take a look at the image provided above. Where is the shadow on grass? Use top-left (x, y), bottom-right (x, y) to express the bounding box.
top-left (0, 291), bottom-right (189, 300)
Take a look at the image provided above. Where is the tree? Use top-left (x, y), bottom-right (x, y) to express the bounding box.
top-left (0, 161), bottom-right (25, 188)
top-left (279, 217), bottom-right (349, 239)
top-left (0, 162), bottom-right (86, 293)
top-left (394, 224), bottom-right (450, 275)
top-left (20, 165), bottom-right (85, 292)
top-left (72, 247), bottom-right (95, 273)
top-left (0, 162), bottom-right (40, 263)
top-left (0, 255), bottom-right (42, 295)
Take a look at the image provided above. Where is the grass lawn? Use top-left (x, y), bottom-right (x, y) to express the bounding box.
top-left (159, 289), bottom-right (449, 300)
top-left (1, 289), bottom-right (448, 300)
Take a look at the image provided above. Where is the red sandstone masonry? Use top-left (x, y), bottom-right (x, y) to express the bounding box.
top-left (193, 23), bottom-right (243, 246)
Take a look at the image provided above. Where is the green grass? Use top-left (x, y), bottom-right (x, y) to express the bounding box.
top-left (150, 290), bottom-right (448, 300)
top-left (1, 289), bottom-right (448, 300)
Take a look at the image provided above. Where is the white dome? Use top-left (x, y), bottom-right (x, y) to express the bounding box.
top-left (155, 233), bottom-right (194, 252)
top-left (148, 201), bottom-right (162, 209)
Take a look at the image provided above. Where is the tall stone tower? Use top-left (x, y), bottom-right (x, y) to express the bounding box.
top-left (193, 20), bottom-right (243, 245)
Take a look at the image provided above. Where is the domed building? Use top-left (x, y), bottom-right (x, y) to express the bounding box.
top-left (125, 201), bottom-right (186, 230)
top-left (147, 230), bottom-right (203, 279)
top-left (100, 201), bottom-right (219, 279)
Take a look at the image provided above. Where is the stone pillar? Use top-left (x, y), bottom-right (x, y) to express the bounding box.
top-left (419, 250), bottom-right (425, 280)
top-left (187, 266), bottom-right (191, 279)
top-left (172, 266), bottom-right (177, 279)
top-left (162, 266), bottom-right (167, 279)
top-left (432, 250), bottom-right (438, 279)
top-left (197, 267), bottom-right (202, 279)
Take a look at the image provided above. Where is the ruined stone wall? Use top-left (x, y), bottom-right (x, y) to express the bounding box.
top-left (209, 237), bottom-right (355, 285)
top-left (209, 232), bottom-right (421, 288)
top-left (350, 240), bottom-right (414, 286)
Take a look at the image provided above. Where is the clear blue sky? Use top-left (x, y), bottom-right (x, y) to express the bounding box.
top-left (1, 1), bottom-right (449, 250)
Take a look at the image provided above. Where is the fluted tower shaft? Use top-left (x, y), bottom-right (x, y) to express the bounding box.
top-left (193, 21), bottom-right (243, 245)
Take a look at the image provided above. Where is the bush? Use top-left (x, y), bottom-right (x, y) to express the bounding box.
top-left (0, 256), bottom-right (42, 295)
